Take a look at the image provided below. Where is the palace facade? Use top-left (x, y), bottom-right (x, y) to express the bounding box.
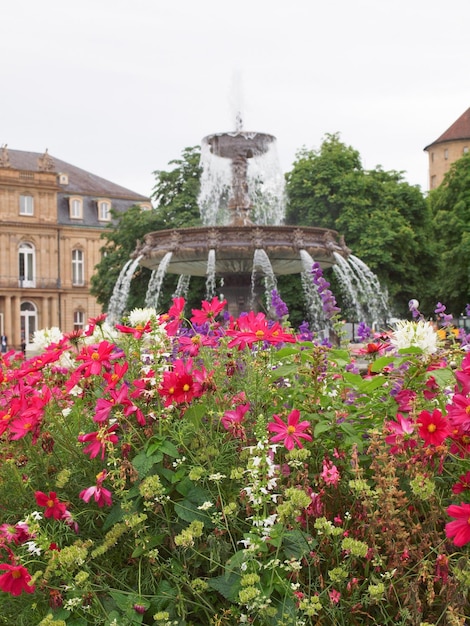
top-left (424, 107), bottom-right (470, 189)
top-left (0, 146), bottom-right (151, 351)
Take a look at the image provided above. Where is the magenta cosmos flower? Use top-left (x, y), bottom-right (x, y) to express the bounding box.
top-left (417, 408), bottom-right (450, 446)
top-left (267, 409), bottom-right (312, 450)
top-left (445, 503), bottom-right (470, 547)
top-left (0, 563), bottom-right (35, 596)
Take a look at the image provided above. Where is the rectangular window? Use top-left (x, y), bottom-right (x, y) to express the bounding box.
top-left (98, 201), bottom-right (111, 221)
top-left (72, 249), bottom-right (85, 286)
top-left (19, 195), bottom-right (34, 215)
top-left (444, 149), bottom-right (449, 160)
top-left (70, 198), bottom-right (83, 219)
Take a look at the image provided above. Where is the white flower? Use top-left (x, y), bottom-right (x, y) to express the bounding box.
top-left (30, 327), bottom-right (63, 351)
top-left (197, 501), bottom-right (213, 511)
top-left (128, 307), bottom-right (157, 326)
top-left (25, 541), bottom-right (41, 556)
top-left (390, 320), bottom-right (438, 355)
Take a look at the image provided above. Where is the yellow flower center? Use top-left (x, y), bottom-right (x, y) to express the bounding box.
top-left (427, 423), bottom-right (437, 433)
top-left (287, 425), bottom-right (296, 434)
top-left (183, 384), bottom-right (190, 392)
top-left (465, 405), bottom-right (470, 415)
top-left (46, 499), bottom-right (54, 508)
top-left (11, 569), bottom-right (22, 579)
top-left (255, 330), bottom-right (265, 339)
top-left (91, 352), bottom-right (100, 361)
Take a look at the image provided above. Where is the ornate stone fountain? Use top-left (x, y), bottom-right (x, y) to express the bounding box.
top-left (134, 125), bottom-right (350, 316)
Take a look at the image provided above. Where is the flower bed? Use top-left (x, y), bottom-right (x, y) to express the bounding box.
top-left (0, 285), bottom-right (469, 625)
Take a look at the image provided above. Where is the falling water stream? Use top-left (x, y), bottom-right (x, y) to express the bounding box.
top-left (107, 255), bottom-right (143, 325)
top-left (145, 252), bottom-right (173, 309)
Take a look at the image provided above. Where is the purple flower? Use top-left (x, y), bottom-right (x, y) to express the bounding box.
top-left (465, 303), bottom-right (470, 317)
top-left (311, 263), bottom-right (341, 320)
top-left (357, 321), bottom-right (372, 342)
top-left (298, 320), bottom-right (313, 341)
top-left (270, 290), bottom-right (289, 319)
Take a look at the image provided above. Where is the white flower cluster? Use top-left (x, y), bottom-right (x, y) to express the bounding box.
top-left (390, 320), bottom-right (438, 355)
top-left (30, 326), bottom-right (64, 351)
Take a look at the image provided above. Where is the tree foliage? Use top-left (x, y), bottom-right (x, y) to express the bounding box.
top-left (429, 153), bottom-right (470, 315)
top-left (91, 146), bottom-right (202, 311)
top-left (285, 134), bottom-right (438, 317)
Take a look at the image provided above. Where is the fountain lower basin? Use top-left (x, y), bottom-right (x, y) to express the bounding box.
top-left (135, 225), bottom-right (350, 276)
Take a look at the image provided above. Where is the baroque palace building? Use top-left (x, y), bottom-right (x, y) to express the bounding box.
top-left (424, 106), bottom-right (470, 189)
top-left (0, 146), bottom-right (151, 351)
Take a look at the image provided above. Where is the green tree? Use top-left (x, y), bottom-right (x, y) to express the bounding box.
top-left (91, 146), bottom-right (202, 312)
top-left (285, 134), bottom-right (438, 317)
top-left (429, 153), bottom-right (470, 316)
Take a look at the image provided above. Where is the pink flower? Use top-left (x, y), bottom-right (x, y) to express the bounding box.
top-left (446, 393), bottom-right (470, 431)
top-left (321, 459), bottom-right (340, 486)
top-left (385, 413), bottom-right (416, 453)
top-left (221, 403), bottom-right (250, 438)
top-left (445, 503), bottom-right (470, 546)
top-left (190, 297), bottom-right (227, 326)
top-left (0, 564), bottom-right (35, 596)
top-left (329, 589), bottom-right (341, 604)
top-left (267, 409), bottom-right (312, 451)
top-left (78, 424), bottom-right (119, 460)
top-left (417, 409), bottom-right (451, 446)
top-left (80, 471), bottom-right (112, 507)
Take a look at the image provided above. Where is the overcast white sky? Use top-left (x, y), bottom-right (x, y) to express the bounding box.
top-left (1, 0), bottom-right (469, 199)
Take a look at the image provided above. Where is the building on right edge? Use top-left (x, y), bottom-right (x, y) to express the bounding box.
top-left (424, 107), bottom-right (470, 189)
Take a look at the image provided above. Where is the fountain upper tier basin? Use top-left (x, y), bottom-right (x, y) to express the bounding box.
top-left (135, 225), bottom-right (350, 276)
top-left (204, 131), bottom-right (276, 160)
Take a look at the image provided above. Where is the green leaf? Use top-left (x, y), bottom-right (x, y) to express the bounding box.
top-left (208, 572), bottom-right (241, 602)
top-left (174, 486), bottom-right (214, 525)
top-left (359, 374), bottom-right (387, 392)
top-left (132, 451), bottom-right (162, 477)
top-left (181, 403), bottom-right (207, 428)
top-left (103, 503), bottom-right (124, 531)
top-left (282, 529), bottom-right (311, 559)
top-left (369, 355), bottom-right (396, 372)
top-left (314, 420), bottom-right (333, 437)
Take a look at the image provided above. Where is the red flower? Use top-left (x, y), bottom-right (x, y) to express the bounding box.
top-left (267, 409), bottom-right (312, 450)
top-left (34, 491), bottom-right (67, 520)
top-left (115, 320), bottom-right (152, 339)
top-left (158, 358), bottom-right (206, 406)
top-left (445, 503), bottom-right (470, 546)
top-left (417, 409), bottom-right (450, 446)
top-left (452, 471), bottom-right (470, 495)
top-left (190, 297), bottom-right (227, 326)
top-left (227, 311), bottom-right (295, 349)
top-left (0, 563), bottom-right (35, 596)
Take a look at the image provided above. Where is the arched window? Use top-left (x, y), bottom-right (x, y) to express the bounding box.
top-left (18, 242), bottom-right (36, 288)
top-left (21, 301), bottom-right (38, 347)
top-left (69, 196), bottom-right (83, 219)
top-left (72, 249), bottom-right (85, 286)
